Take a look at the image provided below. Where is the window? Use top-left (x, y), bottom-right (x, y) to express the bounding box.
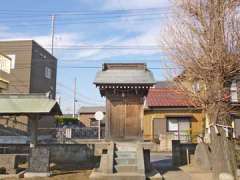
top-left (231, 80), bottom-right (238, 102)
top-left (45, 67), bottom-right (51, 79)
top-left (167, 117), bottom-right (191, 132)
top-left (168, 119), bottom-right (178, 131)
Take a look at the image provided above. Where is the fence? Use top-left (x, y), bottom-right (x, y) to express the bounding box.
top-left (38, 127), bottom-right (105, 142)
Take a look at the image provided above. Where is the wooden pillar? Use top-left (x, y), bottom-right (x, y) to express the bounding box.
top-left (29, 115), bottom-right (38, 148)
top-left (105, 98), bottom-right (110, 140)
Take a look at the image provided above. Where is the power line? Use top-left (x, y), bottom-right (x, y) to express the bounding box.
top-left (0, 7), bottom-right (172, 15)
top-left (0, 45), bottom-right (163, 51)
top-left (8, 65), bottom-right (180, 70)
top-left (57, 82), bottom-right (104, 104)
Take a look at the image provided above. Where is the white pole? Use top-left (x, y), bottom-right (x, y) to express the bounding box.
top-left (186, 148), bottom-right (190, 165)
top-left (51, 15), bottom-right (56, 55)
top-left (73, 78), bottom-right (76, 118)
top-left (98, 120), bottom-right (101, 140)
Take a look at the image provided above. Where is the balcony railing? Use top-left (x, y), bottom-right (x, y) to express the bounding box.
top-left (0, 70), bottom-right (9, 90)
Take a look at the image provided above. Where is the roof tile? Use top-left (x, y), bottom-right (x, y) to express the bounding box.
top-left (146, 87), bottom-right (195, 107)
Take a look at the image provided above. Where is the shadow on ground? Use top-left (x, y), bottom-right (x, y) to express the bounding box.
top-left (151, 152), bottom-right (181, 175)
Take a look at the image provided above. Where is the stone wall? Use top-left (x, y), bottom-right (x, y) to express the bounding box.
top-left (172, 140), bottom-right (197, 167)
top-left (47, 144), bottom-right (95, 164)
top-left (0, 143), bottom-right (95, 163)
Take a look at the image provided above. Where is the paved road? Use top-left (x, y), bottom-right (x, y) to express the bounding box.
top-left (150, 152), bottom-right (213, 180)
top-left (150, 152), bottom-right (176, 174)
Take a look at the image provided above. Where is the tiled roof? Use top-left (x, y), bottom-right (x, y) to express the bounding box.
top-left (146, 86), bottom-right (195, 108)
top-left (94, 63), bottom-right (155, 85)
top-left (79, 106), bottom-right (106, 114)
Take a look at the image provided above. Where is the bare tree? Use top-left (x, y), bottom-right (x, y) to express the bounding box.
top-left (161, 0), bottom-right (240, 179)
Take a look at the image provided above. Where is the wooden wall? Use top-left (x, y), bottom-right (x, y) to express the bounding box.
top-left (106, 95), bottom-right (144, 139)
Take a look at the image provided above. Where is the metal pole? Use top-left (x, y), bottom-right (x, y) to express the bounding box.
top-left (186, 148), bottom-right (190, 165)
top-left (98, 120), bottom-right (101, 140)
top-left (51, 15), bottom-right (56, 55)
top-left (73, 78), bottom-right (77, 118)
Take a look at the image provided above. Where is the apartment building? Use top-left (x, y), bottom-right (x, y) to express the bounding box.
top-left (0, 40), bottom-right (57, 97)
top-left (0, 40), bottom-right (57, 135)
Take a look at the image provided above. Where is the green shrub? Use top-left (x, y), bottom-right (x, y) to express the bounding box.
top-left (55, 116), bottom-right (79, 126)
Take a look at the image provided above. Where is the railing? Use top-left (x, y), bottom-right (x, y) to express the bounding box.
top-left (71, 127), bottom-right (105, 139)
top-left (37, 127), bottom-right (105, 143)
top-left (172, 132), bottom-right (192, 143)
top-left (155, 131), bottom-right (203, 144)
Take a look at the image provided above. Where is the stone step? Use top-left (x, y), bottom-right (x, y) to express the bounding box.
top-left (113, 172), bottom-right (145, 180)
top-left (115, 157), bottom-right (136, 165)
top-left (115, 164), bottom-right (138, 173)
top-left (116, 144), bottom-right (137, 152)
top-left (90, 171), bottom-right (145, 180)
top-left (115, 151), bottom-right (136, 158)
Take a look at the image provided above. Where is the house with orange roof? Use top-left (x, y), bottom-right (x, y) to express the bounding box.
top-left (144, 81), bottom-right (205, 151)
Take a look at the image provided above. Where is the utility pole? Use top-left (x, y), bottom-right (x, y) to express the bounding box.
top-left (58, 96), bottom-right (61, 107)
top-left (73, 78), bottom-right (77, 118)
top-left (51, 15), bottom-right (56, 55)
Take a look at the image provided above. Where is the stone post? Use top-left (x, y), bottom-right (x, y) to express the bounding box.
top-left (25, 115), bottom-right (51, 177)
top-left (29, 115), bottom-right (38, 148)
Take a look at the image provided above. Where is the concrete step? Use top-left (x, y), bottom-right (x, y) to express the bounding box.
top-left (115, 151), bottom-right (136, 158)
top-left (115, 164), bottom-right (138, 173)
top-left (115, 157), bottom-right (136, 165)
top-left (90, 171), bottom-right (145, 180)
top-left (116, 144), bottom-right (137, 152)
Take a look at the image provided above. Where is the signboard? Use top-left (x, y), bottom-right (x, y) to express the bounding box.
top-left (94, 111), bottom-right (104, 121)
top-left (94, 111), bottom-right (104, 140)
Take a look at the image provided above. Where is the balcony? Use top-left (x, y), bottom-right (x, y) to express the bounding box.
top-left (0, 70), bottom-right (9, 90)
top-left (0, 54), bottom-right (11, 90)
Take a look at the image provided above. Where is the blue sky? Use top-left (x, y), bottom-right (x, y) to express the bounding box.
top-left (0, 0), bottom-right (176, 113)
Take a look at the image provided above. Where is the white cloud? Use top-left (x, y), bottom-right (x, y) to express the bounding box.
top-left (0, 27), bottom-right (78, 49)
top-left (65, 25), bottom-right (164, 61)
top-left (103, 0), bottom-right (170, 10)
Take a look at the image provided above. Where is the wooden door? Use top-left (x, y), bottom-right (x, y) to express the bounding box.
top-left (110, 98), bottom-right (125, 138)
top-left (125, 97), bottom-right (142, 138)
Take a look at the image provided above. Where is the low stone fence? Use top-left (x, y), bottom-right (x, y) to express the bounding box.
top-left (172, 140), bottom-right (197, 167)
top-left (0, 143), bottom-right (96, 163)
top-left (0, 143), bottom-right (98, 174)
top-left (0, 144), bottom-right (29, 154)
top-left (48, 144), bottom-right (95, 164)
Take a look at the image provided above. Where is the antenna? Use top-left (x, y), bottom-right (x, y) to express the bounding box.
top-left (73, 78), bottom-right (77, 118)
top-left (51, 15), bottom-right (56, 55)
